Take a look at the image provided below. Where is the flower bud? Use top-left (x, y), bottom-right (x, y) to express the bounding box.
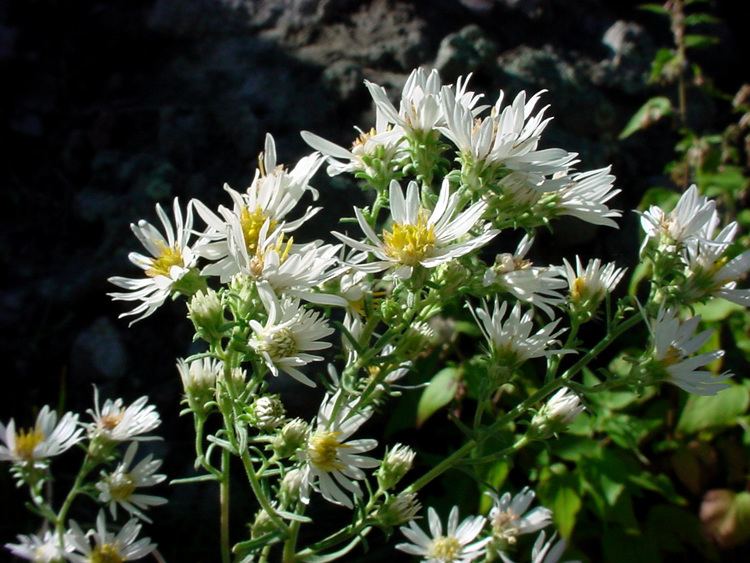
top-left (380, 297), bottom-right (403, 325)
top-left (250, 509), bottom-right (276, 538)
top-left (188, 288), bottom-right (226, 341)
top-left (377, 443), bottom-right (416, 490)
top-left (272, 418), bottom-right (308, 458)
top-left (279, 468), bottom-right (304, 507)
top-left (246, 395), bottom-right (286, 432)
top-left (375, 492), bottom-right (421, 528)
top-left (177, 358), bottom-right (220, 415)
top-left (530, 388), bottom-right (584, 439)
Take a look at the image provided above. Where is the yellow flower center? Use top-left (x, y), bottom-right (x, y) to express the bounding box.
top-left (250, 234), bottom-right (294, 277)
top-left (308, 431), bottom-right (347, 472)
top-left (15, 427), bottom-right (45, 461)
top-left (90, 544), bottom-right (124, 563)
top-left (570, 277), bottom-right (587, 301)
top-left (491, 509), bottom-right (519, 541)
top-left (366, 365), bottom-right (381, 380)
top-left (382, 215), bottom-right (436, 266)
top-left (146, 242), bottom-right (184, 278)
top-left (100, 412), bottom-right (125, 431)
top-left (662, 345), bottom-right (683, 366)
top-left (262, 328), bottom-right (297, 360)
top-left (429, 535), bottom-right (462, 561)
top-left (240, 206), bottom-right (277, 256)
top-left (108, 472), bottom-right (137, 501)
top-left (352, 128), bottom-right (376, 150)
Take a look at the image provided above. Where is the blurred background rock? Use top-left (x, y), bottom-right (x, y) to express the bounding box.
top-left (1, 0), bottom-right (747, 560)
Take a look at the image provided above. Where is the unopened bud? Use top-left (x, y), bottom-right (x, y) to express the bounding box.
top-left (188, 288), bottom-right (226, 341)
top-left (279, 468), bottom-right (304, 507)
top-left (272, 418), bottom-right (308, 458)
top-left (250, 509), bottom-right (276, 538)
top-left (177, 358), bottom-right (220, 415)
top-left (376, 492), bottom-right (421, 528)
top-left (247, 395), bottom-right (286, 431)
top-left (377, 443), bottom-right (415, 490)
top-left (530, 388), bottom-right (584, 439)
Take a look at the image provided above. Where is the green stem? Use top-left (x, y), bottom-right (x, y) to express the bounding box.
top-left (220, 449), bottom-right (231, 563)
top-left (55, 453), bottom-right (95, 546)
top-left (282, 505), bottom-right (303, 563)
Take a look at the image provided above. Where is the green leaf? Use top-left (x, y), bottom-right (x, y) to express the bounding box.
top-left (684, 34), bottom-right (720, 49)
top-left (638, 3), bottom-right (669, 14)
top-left (684, 13), bottom-right (721, 26)
top-left (677, 384), bottom-right (750, 434)
top-left (638, 186), bottom-right (681, 211)
top-left (539, 472), bottom-right (581, 539)
top-left (619, 97), bottom-right (673, 139)
top-left (416, 367), bottom-right (461, 427)
top-left (603, 528), bottom-right (659, 563)
top-left (693, 299), bottom-right (745, 322)
top-left (629, 472), bottom-right (686, 505)
top-left (649, 48), bottom-right (679, 83)
top-left (697, 166), bottom-right (748, 197)
top-left (645, 504), bottom-right (711, 555)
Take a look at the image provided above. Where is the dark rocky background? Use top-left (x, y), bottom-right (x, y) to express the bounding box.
top-left (1, 0), bottom-right (748, 560)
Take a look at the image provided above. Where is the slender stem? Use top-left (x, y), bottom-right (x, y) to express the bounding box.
top-left (406, 439), bottom-right (477, 494)
top-left (55, 453), bottom-right (95, 545)
top-left (282, 504), bottom-right (303, 563)
top-left (220, 448), bottom-right (231, 563)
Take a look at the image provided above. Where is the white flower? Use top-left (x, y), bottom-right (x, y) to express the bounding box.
top-left (555, 167), bottom-right (621, 228)
top-left (562, 256), bottom-right (626, 308)
top-left (108, 198), bottom-right (202, 324)
top-left (487, 487), bottom-right (552, 546)
top-left (649, 308), bottom-right (731, 395)
top-left (333, 178), bottom-right (497, 280)
top-left (177, 357), bottom-right (220, 395)
top-left (0, 406), bottom-right (82, 466)
top-left (397, 506), bottom-right (490, 562)
top-left (88, 389), bottom-right (161, 443)
top-left (377, 443), bottom-right (416, 490)
top-left (483, 234), bottom-right (566, 318)
top-left (96, 442), bottom-right (167, 523)
top-left (640, 184), bottom-right (715, 252)
top-left (472, 299), bottom-right (571, 366)
top-left (538, 388), bottom-right (585, 426)
top-left (683, 212), bottom-right (750, 306)
top-left (298, 392), bottom-right (379, 508)
top-left (301, 108), bottom-right (405, 177)
top-left (248, 282), bottom-right (334, 387)
top-left (193, 133), bottom-right (323, 282)
top-left (67, 511), bottom-right (156, 562)
top-left (5, 530), bottom-right (72, 562)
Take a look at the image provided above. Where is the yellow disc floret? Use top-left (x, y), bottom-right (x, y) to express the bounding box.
top-left (308, 431), bottom-right (348, 472)
top-left (90, 544), bottom-right (124, 563)
top-left (429, 535), bottom-right (462, 561)
top-left (383, 214), bottom-right (436, 266)
top-left (15, 427), bottom-right (45, 461)
top-left (240, 206), bottom-right (277, 255)
top-left (107, 472), bottom-right (137, 501)
top-left (146, 242), bottom-right (184, 278)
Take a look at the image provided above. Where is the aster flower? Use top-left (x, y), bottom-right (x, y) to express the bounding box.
top-left (248, 282), bottom-right (334, 387)
top-left (193, 133), bottom-right (323, 282)
top-left (96, 442), bottom-right (167, 523)
top-left (88, 389), bottom-right (161, 443)
top-left (333, 179), bottom-right (497, 280)
top-left (108, 198), bottom-right (203, 324)
top-left (67, 511), bottom-right (156, 563)
top-left (487, 487), bottom-right (552, 548)
top-left (0, 406), bottom-right (82, 467)
top-left (562, 257), bottom-right (626, 318)
top-left (640, 184), bottom-right (715, 252)
top-left (298, 392), bottom-right (379, 508)
top-left (5, 529), bottom-right (72, 562)
top-left (555, 167), bottom-right (622, 229)
top-left (531, 388), bottom-right (585, 434)
top-left (483, 234), bottom-right (566, 318)
top-left (301, 107), bottom-right (405, 177)
top-left (472, 299), bottom-right (571, 367)
top-left (397, 506), bottom-right (490, 562)
top-left (647, 308), bottom-right (731, 396)
top-left (683, 212), bottom-right (750, 306)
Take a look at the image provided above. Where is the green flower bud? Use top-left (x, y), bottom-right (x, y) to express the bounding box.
top-left (246, 395), bottom-right (286, 432)
top-left (377, 443), bottom-right (415, 491)
top-left (272, 418), bottom-right (308, 458)
top-left (375, 492), bottom-right (421, 529)
top-left (279, 468), bottom-right (304, 507)
top-left (188, 288), bottom-right (226, 342)
top-left (177, 358), bottom-right (220, 416)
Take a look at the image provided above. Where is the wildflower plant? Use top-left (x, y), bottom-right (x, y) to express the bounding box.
top-left (7, 64), bottom-right (748, 562)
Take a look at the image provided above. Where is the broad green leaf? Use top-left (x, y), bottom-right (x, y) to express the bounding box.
top-left (416, 367), bottom-right (460, 427)
top-left (729, 312), bottom-right (750, 357)
top-left (629, 471), bottom-right (686, 505)
top-left (539, 472), bottom-right (581, 539)
top-left (677, 384), bottom-right (749, 434)
top-left (693, 298), bottom-right (745, 322)
top-left (479, 460), bottom-right (510, 513)
top-left (619, 97), bottom-right (673, 139)
top-left (697, 166), bottom-right (748, 197)
top-left (684, 34), bottom-right (720, 49)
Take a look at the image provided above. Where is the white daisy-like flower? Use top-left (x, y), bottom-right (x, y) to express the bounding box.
top-left (298, 392), bottom-right (379, 508)
top-left (67, 511), bottom-right (156, 563)
top-left (648, 308), bottom-right (731, 396)
top-left (397, 506), bottom-right (490, 562)
top-left (5, 529), bottom-right (72, 562)
top-left (108, 198), bottom-right (202, 324)
top-left (535, 388), bottom-right (585, 427)
top-left (683, 212), bottom-right (750, 306)
top-left (333, 178), bottom-right (497, 280)
top-left (640, 184), bottom-right (716, 252)
top-left (193, 133), bottom-right (323, 282)
top-left (483, 234), bottom-right (566, 318)
top-left (248, 282), bottom-right (334, 387)
top-left (96, 442), bottom-right (167, 523)
top-left (0, 406), bottom-right (82, 467)
top-left (88, 389), bottom-right (161, 443)
top-left (487, 487), bottom-right (552, 546)
top-left (555, 167), bottom-right (622, 229)
top-left (562, 256), bottom-right (626, 310)
top-left (176, 357), bottom-right (220, 396)
top-left (301, 107), bottom-right (405, 177)
top-left (472, 299), bottom-right (571, 367)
